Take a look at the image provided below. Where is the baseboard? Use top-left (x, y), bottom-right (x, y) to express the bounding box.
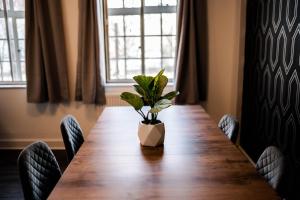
top-left (0, 138), bottom-right (65, 150)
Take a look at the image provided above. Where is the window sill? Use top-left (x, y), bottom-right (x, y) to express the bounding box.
top-left (0, 84), bottom-right (26, 89)
top-left (0, 83), bottom-right (175, 94)
top-left (105, 83), bottom-right (175, 96)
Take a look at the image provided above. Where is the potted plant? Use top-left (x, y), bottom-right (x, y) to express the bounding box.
top-left (120, 69), bottom-right (179, 147)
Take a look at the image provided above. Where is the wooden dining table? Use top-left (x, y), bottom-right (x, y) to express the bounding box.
top-left (49, 106), bottom-right (279, 199)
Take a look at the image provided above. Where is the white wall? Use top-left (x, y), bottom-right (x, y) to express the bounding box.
top-left (0, 0), bottom-right (246, 149)
top-left (0, 0), bottom-right (103, 149)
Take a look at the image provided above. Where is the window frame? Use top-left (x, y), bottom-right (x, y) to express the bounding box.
top-left (103, 0), bottom-right (177, 84)
top-left (0, 0), bottom-right (25, 86)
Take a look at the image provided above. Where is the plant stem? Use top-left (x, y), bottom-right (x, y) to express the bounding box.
top-left (139, 109), bottom-right (147, 119)
top-left (136, 110), bottom-right (146, 121)
top-left (151, 113), bottom-right (155, 123)
top-left (146, 111), bottom-right (150, 119)
top-left (154, 113), bottom-right (157, 121)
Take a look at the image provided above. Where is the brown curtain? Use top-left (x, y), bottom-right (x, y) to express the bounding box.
top-left (25, 0), bottom-right (69, 103)
top-left (75, 0), bottom-right (106, 104)
top-left (175, 0), bottom-right (207, 104)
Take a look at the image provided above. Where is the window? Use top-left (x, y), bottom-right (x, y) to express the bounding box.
top-left (0, 0), bottom-right (25, 84)
top-left (104, 0), bottom-right (177, 83)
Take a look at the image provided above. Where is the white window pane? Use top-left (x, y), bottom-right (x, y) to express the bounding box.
top-left (16, 19), bottom-right (25, 39)
top-left (162, 0), bottom-right (177, 6)
top-left (126, 59), bottom-right (141, 78)
top-left (162, 58), bottom-right (174, 79)
top-left (2, 18), bottom-right (17, 62)
top-left (1, 18), bottom-right (14, 39)
top-left (145, 14), bottom-right (161, 35)
top-left (145, 36), bottom-right (161, 58)
top-left (0, 1), bottom-right (3, 10)
top-left (9, 39), bottom-right (17, 61)
top-left (109, 38), bottom-right (116, 58)
top-left (21, 62), bottom-right (25, 81)
top-left (18, 39), bottom-right (25, 61)
top-left (0, 19), bottom-right (7, 39)
top-left (6, 18), bottom-right (14, 39)
top-left (0, 0), bottom-right (25, 83)
top-left (162, 36), bottom-right (176, 57)
top-left (13, 0), bottom-right (25, 11)
top-left (0, 40), bottom-right (10, 61)
top-left (3, 0), bottom-right (10, 10)
top-left (1, 62), bottom-right (12, 81)
top-left (11, 61), bottom-right (21, 81)
top-left (124, 0), bottom-right (141, 8)
top-left (125, 15), bottom-right (140, 36)
top-left (109, 16), bottom-right (124, 36)
top-left (126, 37), bottom-right (141, 58)
top-left (145, 59), bottom-right (161, 76)
top-left (110, 59), bottom-right (126, 80)
top-left (108, 0), bottom-right (123, 8)
top-left (145, 0), bottom-right (161, 6)
top-left (109, 37), bottom-right (125, 59)
top-left (105, 0), bottom-right (177, 82)
top-left (162, 13), bottom-right (176, 35)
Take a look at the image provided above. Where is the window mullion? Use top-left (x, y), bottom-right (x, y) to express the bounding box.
top-left (103, 0), bottom-right (111, 81)
top-left (123, 17), bottom-right (127, 78)
top-left (2, 0), bottom-right (14, 81)
top-left (160, 8), bottom-right (163, 70)
top-left (141, 0), bottom-right (145, 74)
top-left (11, 0), bottom-right (22, 81)
top-left (105, 0), bottom-right (177, 82)
top-left (12, 16), bottom-right (22, 81)
top-left (122, 0), bottom-right (127, 78)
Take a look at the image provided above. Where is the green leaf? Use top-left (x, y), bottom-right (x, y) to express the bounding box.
top-left (149, 99), bottom-right (172, 113)
top-left (154, 69), bottom-right (165, 85)
top-left (162, 91), bottom-right (179, 100)
top-left (133, 84), bottom-right (152, 106)
top-left (133, 75), bottom-right (153, 92)
top-left (120, 92), bottom-right (144, 110)
top-left (154, 75), bottom-right (168, 98)
top-left (133, 84), bottom-right (145, 96)
top-left (149, 69), bottom-right (165, 92)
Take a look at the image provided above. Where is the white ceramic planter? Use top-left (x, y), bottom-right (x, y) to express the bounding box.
top-left (138, 122), bottom-right (165, 147)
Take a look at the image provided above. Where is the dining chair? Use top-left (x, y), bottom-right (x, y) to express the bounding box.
top-left (18, 141), bottom-right (62, 200)
top-left (256, 146), bottom-right (284, 191)
top-left (218, 114), bottom-right (239, 143)
top-left (60, 115), bottom-right (84, 161)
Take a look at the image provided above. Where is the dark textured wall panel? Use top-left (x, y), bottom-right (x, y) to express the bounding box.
top-left (241, 0), bottom-right (300, 198)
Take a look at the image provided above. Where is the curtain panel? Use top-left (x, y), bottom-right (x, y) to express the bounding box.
top-left (175, 0), bottom-right (207, 104)
top-left (75, 0), bottom-right (106, 104)
top-left (25, 0), bottom-right (69, 103)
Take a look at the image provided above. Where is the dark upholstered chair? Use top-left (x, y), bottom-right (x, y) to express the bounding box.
top-left (18, 141), bottom-right (61, 200)
top-left (60, 115), bottom-right (84, 161)
top-left (256, 146), bottom-right (284, 191)
top-left (218, 114), bottom-right (239, 143)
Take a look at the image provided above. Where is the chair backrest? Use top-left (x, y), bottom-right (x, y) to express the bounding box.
top-left (256, 146), bottom-right (284, 190)
top-left (60, 115), bottom-right (84, 161)
top-left (218, 114), bottom-right (239, 143)
top-left (18, 141), bottom-right (61, 200)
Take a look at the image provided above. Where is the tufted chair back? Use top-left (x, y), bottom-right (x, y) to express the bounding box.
top-left (256, 146), bottom-right (284, 191)
top-left (18, 141), bottom-right (61, 200)
top-left (60, 115), bottom-right (84, 161)
top-left (218, 114), bottom-right (239, 143)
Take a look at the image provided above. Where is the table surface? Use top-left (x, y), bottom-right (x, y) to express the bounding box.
top-left (49, 106), bottom-right (279, 200)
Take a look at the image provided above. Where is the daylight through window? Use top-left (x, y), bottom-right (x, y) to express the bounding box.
top-left (0, 0), bottom-right (25, 83)
top-left (105, 0), bottom-right (177, 83)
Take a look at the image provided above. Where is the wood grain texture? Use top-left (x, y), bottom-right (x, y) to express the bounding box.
top-left (49, 106), bottom-right (279, 200)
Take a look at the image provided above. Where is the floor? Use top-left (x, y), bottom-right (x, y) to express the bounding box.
top-left (0, 150), bottom-right (68, 200)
